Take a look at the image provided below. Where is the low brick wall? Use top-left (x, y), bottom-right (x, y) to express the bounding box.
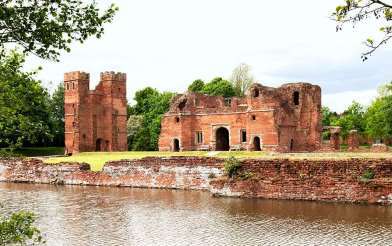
top-left (0, 157), bottom-right (391, 205)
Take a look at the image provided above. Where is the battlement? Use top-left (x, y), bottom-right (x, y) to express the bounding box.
top-left (64, 71), bottom-right (90, 82)
top-left (100, 71), bottom-right (127, 82)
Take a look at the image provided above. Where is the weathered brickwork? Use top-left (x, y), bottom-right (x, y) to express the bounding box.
top-left (348, 130), bottom-right (359, 151)
top-left (159, 83), bottom-right (322, 152)
top-left (64, 71), bottom-right (127, 154)
top-left (1, 157), bottom-right (391, 205)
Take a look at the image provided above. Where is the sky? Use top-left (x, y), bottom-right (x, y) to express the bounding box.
top-left (25, 0), bottom-right (392, 113)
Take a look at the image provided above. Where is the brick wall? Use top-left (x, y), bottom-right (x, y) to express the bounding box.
top-left (0, 157), bottom-right (391, 205)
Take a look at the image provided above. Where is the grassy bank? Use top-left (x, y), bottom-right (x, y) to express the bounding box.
top-left (1, 147), bottom-right (64, 157)
top-left (44, 150), bottom-right (392, 172)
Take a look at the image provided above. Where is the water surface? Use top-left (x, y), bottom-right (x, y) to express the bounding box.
top-left (1, 183), bottom-right (391, 245)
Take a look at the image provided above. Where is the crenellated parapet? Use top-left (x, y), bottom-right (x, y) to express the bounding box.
top-left (100, 71), bottom-right (126, 82)
top-left (64, 71), bottom-right (90, 82)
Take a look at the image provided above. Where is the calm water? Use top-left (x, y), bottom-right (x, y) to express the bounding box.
top-left (1, 183), bottom-right (392, 246)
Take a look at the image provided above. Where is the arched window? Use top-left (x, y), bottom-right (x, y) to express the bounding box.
top-left (293, 91), bottom-right (300, 105)
top-left (253, 88), bottom-right (259, 97)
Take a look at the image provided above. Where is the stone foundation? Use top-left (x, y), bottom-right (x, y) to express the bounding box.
top-left (0, 157), bottom-right (391, 205)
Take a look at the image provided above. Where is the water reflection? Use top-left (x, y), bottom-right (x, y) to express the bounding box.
top-left (1, 183), bottom-right (391, 245)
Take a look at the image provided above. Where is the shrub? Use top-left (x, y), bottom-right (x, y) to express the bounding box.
top-left (361, 169), bottom-right (375, 180)
top-left (0, 211), bottom-right (44, 245)
top-left (224, 156), bottom-right (241, 178)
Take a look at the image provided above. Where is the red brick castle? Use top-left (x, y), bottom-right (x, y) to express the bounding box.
top-left (64, 71), bottom-right (127, 154)
top-left (159, 83), bottom-right (322, 152)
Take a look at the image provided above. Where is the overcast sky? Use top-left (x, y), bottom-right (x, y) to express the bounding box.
top-left (25, 0), bottom-right (392, 113)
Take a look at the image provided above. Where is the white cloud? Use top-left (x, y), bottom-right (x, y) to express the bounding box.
top-left (323, 89), bottom-right (378, 113)
top-left (23, 0), bottom-right (391, 111)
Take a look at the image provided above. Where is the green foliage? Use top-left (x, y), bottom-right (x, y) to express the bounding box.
top-left (365, 96), bottom-right (392, 140)
top-left (322, 106), bottom-right (338, 127)
top-left (224, 156), bottom-right (242, 178)
top-left (331, 101), bottom-right (365, 139)
top-left (48, 83), bottom-right (65, 146)
top-left (0, 210), bottom-right (43, 245)
top-left (127, 115), bottom-right (143, 150)
top-left (188, 79), bottom-right (205, 93)
top-left (230, 63), bottom-right (254, 97)
top-left (333, 0), bottom-right (392, 60)
top-left (361, 169), bottom-right (375, 180)
top-left (0, 0), bottom-right (118, 61)
top-left (201, 77), bottom-right (236, 98)
top-left (128, 87), bottom-right (174, 150)
top-left (0, 51), bottom-right (52, 148)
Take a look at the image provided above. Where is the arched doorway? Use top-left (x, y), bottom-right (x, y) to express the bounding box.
top-left (216, 127), bottom-right (230, 151)
top-left (96, 138), bottom-right (103, 151)
top-left (173, 139), bottom-right (180, 152)
top-left (253, 136), bottom-right (261, 151)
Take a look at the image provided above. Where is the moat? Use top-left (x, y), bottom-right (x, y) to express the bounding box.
top-left (1, 183), bottom-right (391, 245)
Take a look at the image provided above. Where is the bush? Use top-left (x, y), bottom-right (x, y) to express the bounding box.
top-left (361, 169), bottom-right (375, 180)
top-left (224, 156), bottom-right (241, 178)
top-left (0, 211), bottom-right (44, 245)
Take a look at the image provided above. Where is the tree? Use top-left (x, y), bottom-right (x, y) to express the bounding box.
top-left (331, 101), bottom-right (365, 139)
top-left (127, 115), bottom-right (143, 150)
top-left (201, 77), bottom-right (236, 98)
top-left (0, 51), bottom-right (52, 148)
top-left (0, 210), bottom-right (43, 245)
top-left (188, 79), bottom-right (205, 93)
top-left (322, 106), bottom-right (338, 126)
top-left (365, 82), bottom-right (392, 140)
top-left (230, 63), bottom-right (254, 97)
top-left (333, 0), bottom-right (392, 60)
top-left (0, 0), bottom-right (118, 61)
top-left (48, 83), bottom-right (65, 146)
top-left (128, 87), bottom-right (174, 150)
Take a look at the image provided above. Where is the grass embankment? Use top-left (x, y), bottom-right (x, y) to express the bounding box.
top-left (44, 150), bottom-right (392, 172)
top-left (1, 147), bottom-right (64, 157)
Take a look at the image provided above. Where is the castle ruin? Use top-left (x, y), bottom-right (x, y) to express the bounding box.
top-left (64, 71), bottom-right (127, 154)
top-left (159, 83), bottom-right (322, 152)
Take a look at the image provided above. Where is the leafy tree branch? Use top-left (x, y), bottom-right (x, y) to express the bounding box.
top-left (333, 0), bottom-right (392, 60)
top-left (0, 0), bottom-right (118, 61)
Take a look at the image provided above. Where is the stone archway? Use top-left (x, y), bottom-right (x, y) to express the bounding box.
top-left (173, 138), bottom-right (180, 152)
top-left (216, 127), bottom-right (230, 151)
top-left (253, 136), bottom-right (261, 151)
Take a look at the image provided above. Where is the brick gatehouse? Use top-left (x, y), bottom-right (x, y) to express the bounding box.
top-left (64, 71), bottom-right (127, 154)
top-left (159, 83), bottom-right (322, 152)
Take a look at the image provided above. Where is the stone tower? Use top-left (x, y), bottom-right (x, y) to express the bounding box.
top-left (64, 71), bottom-right (127, 155)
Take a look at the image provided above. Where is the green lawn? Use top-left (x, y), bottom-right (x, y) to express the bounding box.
top-left (44, 150), bottom-right (392, 172)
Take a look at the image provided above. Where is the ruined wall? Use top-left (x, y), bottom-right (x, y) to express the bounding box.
top-left (64, 71), bottom-right (127, 154)
top-left (0, 157), bottom-right (391, 205)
